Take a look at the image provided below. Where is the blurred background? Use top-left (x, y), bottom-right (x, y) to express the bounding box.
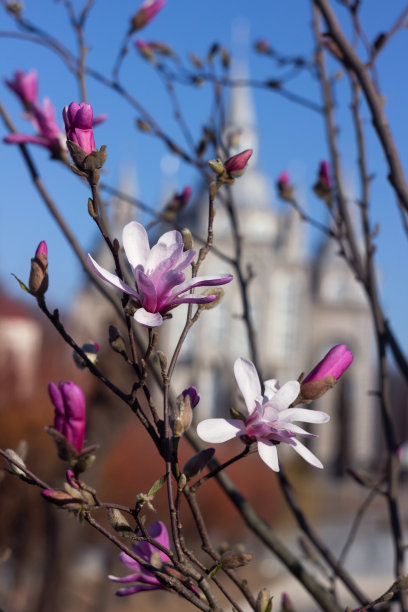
top-left (1, 1), bottom-right (408, 610)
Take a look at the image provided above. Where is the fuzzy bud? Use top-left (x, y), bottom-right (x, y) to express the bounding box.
top-left (313, 160), bottom-right (332, 202)
top-left (277, 171), bottom-right (294, 201)
top-left (73, 342), bottom-right (99, 369)
top-left (221, 551), bottom-right (253, 569)
top-left (4, 448), bottom-right (27, 479)
top-left (256, 588), bottom-right (273, 612)
top-left (106, 508), bottom-right (133, 534)
top-left (109, 326), bottom-right (127, 357)
top-left (29, 240), bottom-right (48, 297)
top-left (130, 0), bottom-right (166, 32)
top-left (183, 448), bottom-right (215, 480)
top-left (300, 376), bottom-right (336, 401)
top-left (181, 228), bottom-right (194, 251)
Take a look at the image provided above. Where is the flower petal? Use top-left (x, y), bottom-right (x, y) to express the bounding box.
top-left (122, 221), bottom-right (150, 271)
top-left (156, 229), bottom-right (183, 248)
top-left (263, 379), bottom-right (280, 400)
top-left (269, 380), bottom-right (300, 411)
top-left (87, 254), bottom-right (140, 299)
top-left (291, 439), bottom-right (323, 469)
top-left (278, 408), bottom-right (330, 424)
top-left (148, 521), bottom-right (170, 551)
top-left (172, 274), bottom-right (233, 296)
top-left (4, 133), bottom-right (50, 146)
top-left (134, 308), bottom-right (163, 328)
top-left (234, 358), bottom-right (262, 414)
top-left (257, 440), bottom-right (279, 471)
top-left (197, 418), bottom-right (244, 443)
top-left (166, 294), bottom-right (218, 307)
top-left (135, 269), bottom-right (157, 311)
top-left (115, 584), bottom-right (162, 596)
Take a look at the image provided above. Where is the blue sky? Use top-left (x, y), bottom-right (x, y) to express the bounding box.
top-left (1, 0), bottom-right (407, 350)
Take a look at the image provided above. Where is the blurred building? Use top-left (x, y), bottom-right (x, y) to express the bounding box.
top-left (162, 64), bottom-right (375, 475)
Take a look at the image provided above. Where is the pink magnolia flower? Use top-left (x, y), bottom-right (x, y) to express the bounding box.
top-left (4, 98), bottom-right (66, 157)
top-left (277, 170), bottom-right (290, 190)
top-left (224, 149), bottom-right (253, 178)
top-left (135, 39), bottom-right (155, 61)
top-left (197, 358), bottom-right (329, 472)
top-left (318, 160), bottom-right (331, 190)
top-left (131, 0), bottom-right (166, 31)
top-left (88, 221), bottom-right (233, 327)
top-left (303, 345), bottom-right (353, 384)
top-left (48, 381), bottom-right (86, 453)
top-left (5, 69), bottom-right (38, 109)
top-left (109, 521), bottom-right (197, 596)
top-left (63, 102), bottom-right (96, 155)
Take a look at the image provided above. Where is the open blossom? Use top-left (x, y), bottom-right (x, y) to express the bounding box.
top-left (88, 221), bottom-right (233, 327)
top-left (5, 69), bottom-right (38, 109)
top-left (48, 381), bottom-right (86, 453)
top-left (130, 0), bottom-right (166, 32)
top-left (197, 358), bottom-right (329, 472)
top-left (63, 102), bottom-right (95, 155)
top-left (109, 521), bottom-right (197, 597)
top-left (4, 98), bottom-right (66, 157)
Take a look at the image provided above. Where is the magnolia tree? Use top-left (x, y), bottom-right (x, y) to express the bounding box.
top-left (1, 1), bottom-right (408, 611)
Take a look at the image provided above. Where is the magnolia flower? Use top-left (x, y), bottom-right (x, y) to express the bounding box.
top-left (88, 221), bottom-right (233, 327)
top-left (109, 521), bottom-right (197, 597)
top-left (130, 0), bottom-right (166, 32)
top-left (276, 170), bottom-right (294, 201)
top-left (63, 102), bottom-right (95, 155)
top-left (135, 39), bottom-right (156, 61)
top-left (29, 240), bottom-right (48, 297)
top-left (5, 69), bottom-right (38, 109)
top-left (48, 381), bottom-right (86, 453)
top-left (4, 98), bottom-right (66, 157)
top-left (197, 358), bottom-right (329, 472)
top-left (318, 160), bottom-right (331, 190)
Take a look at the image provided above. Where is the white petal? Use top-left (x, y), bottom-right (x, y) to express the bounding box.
top-left (263, 378), bottom-right (280, 400)
top-left (197, 418), bottom-right (244, 443)
top-left (233, 358), bottom-right (262, 414)
top-left (291, 439), bottom-right (323, 469)
top-left (278, 408), bottom-right (330, 424)
top-left (157, 229), bottom-right (183, 247)
top-left (88, 254), bottom-right (140, 298)
top-left (257, 440), bottom-right (279, 471)
top-left (272, 380), bottom-right (300, 411)
top-left (134, 308), bottom-right (163, 328)
top-left (281, 423), bottom-right (316, 437)
top-left (122, 222), bottom-right (150, 270)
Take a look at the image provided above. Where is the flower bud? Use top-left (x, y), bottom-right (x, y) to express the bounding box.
top-left (29, 240), bottom-right (48, 297)
top-left (135, 39), bottom-right (156, 61)
top-left (109, 325), bottom-right (128, 357)
top-left (48, 381), bottom-right (86, 453)
top-left (162, 185), bottom-right (192, 221)
top-left (208, 158), bottom-right (225, 176)
top-left (73, 342), bottom-right (99, 369)
top-left (4, 448), bottom-right (27, 479)
top-left (255, 39), bottom-right (271, 54)
top-left (313, 160), bottom-right (332, 201)
top-left (302, 345), bottom-right (353, 385)
top-left (181, 228), bottom-right (194, 251)
top-left (300, 376), bottom-right (336, 401)
top-left (220, 551), bottom-right (253, 569)
top-left (171, 386), bottom-right (200, 437)
top-left (255, 588), bottom-right (273, 612)
top-left (183, 448), bottom-right (215, 480)
top-left (5, 69), bottom-right (38, 111)
top-left (281, 593), bottom-right (295, 611)
top-left (276, 171), bottom-right (294, 201)
top-left (223, 149), bottom-right (253, 178)
top-left (130, 0), bottom-right (166, 32)
top-left (63, 102), bottom-right (96, 155)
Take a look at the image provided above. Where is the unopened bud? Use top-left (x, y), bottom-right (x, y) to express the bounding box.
top-left (183, 448), bottom-right (215, 480)
top-left (256, 588), bottom-right (273, 612)
top-left (106, 508), bottom-right (133, 533)
top-left (281, 592), bottom-right (295, 612)
top-left (109, 326), bottom-right (127, 356)
top-left (277, 171), bottom-right (294, 201)
top-left (300, 376), bottom-right (336, 401)
top-left (42, 488), bottom-right (82, 509)
top-left (223, 149), bottom-right (253, 179)
top-left (181, 228), bottom-right (194, 251)
top-left (136, 118), bottom-right (152, 132)
top-left (29, 240), bottom-right (48, 296)
top-left (178, 473), bottom-right (187, 491)
top-left (221, 551), bottom-right (253, 569)
top-left (208, 158), bottom-right (225, 176)
top-left (199, 287), bottom-right (224, 311)
top-left (73, 341), bottom-right (99, 369)
top-left (4, 448), bottom-right (27, 478)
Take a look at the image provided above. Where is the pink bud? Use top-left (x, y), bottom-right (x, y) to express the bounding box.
top-left (5, 70), bottom-right (38, 109)
top-left (63, 102), bottom-right (95, 154)
top-left (182, 386), bottom-right (200, 409)
top-left (277, 171), bottom-right (294, 201)
top-left (318, 160), bottom-right (331, 190)
top-left (48, 381), bottom-right (86, 452)
top-left (255, 39), bottom-right (270, 54)
top-left (224, 149), bottom-right (253, 178)
top-left (135, 39), bottom-right (155, 60)
top-left (130, 0), bottom-right (166, 32)
top-left (302, 345), bottom-right (353, 384)
top-left (35, 240), bottom-right (47, 257)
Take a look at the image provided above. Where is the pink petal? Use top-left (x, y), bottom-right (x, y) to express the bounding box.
top-left (165, 294), bottom-right (218, 308)
top-left (3, 133), bottom-right (50, 146)
top-left (257, 440), bottom-right (280, 471)
top-left (291, 439), bottom-right (323, 468)
top-left (122, 222), bottom-right (150, 271)
top-left (197, 418), bottom-right (244, 443)
top-left (87, 254), bottom-right (140, 299)
top-left (173, 274), bottom-right (233, 296)
top-left (135, 270), bottom-right (157, 311)
top-left (233, 358), bottom-right (262, 414)
top-left (134, 308), bottom-right (163, 327)
top-left (115, 584), bottom-right (162, 596)
top-left (148, 521), bottom-right (170, 550)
